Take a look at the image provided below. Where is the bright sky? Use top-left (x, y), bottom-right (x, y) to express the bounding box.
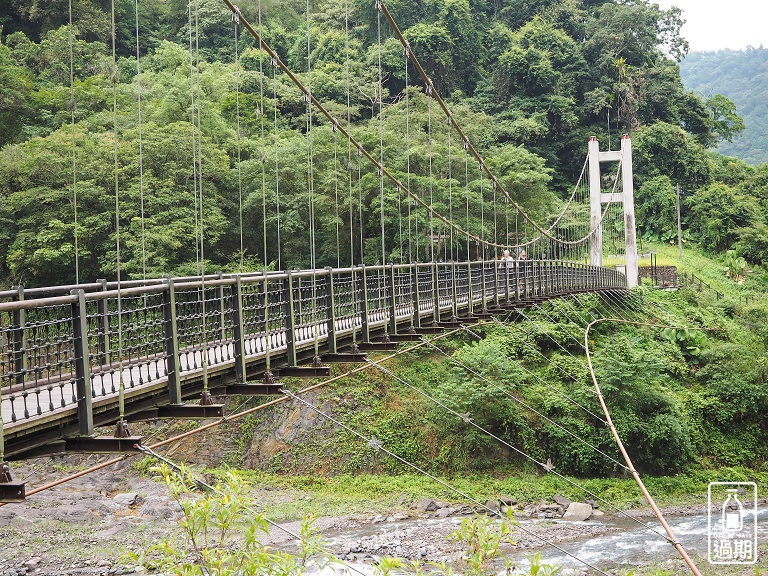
top-left (653, 0), bottom-right (765, 52)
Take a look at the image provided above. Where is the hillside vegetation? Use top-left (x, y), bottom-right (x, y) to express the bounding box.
top-left (680, 47), bottom-right (768, 165)
top-left (0, 0), bottom-right (762, 289)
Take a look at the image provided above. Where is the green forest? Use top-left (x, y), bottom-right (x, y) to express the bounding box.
top-left (1, 0), bottom-right (765, 289)
top-left (680, 46), bottom-right (768, 166)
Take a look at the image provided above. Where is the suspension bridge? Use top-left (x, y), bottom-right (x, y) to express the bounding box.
top-left (0, 0), bottom-right (710, 573)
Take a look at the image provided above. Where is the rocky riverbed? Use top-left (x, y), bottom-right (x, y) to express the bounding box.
top-left (0, 458), bottom-right (764, 576)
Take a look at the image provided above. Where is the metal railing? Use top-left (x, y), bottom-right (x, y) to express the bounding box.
top-left (1, 259), bottom-right (626, 459)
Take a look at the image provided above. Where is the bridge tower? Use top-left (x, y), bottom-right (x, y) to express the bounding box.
top-left (588, 134), bottom-right (638, 288)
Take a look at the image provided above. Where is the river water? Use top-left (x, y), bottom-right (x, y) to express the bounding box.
top-left (306, 507), bottom-right (767, 574)
top-left (513, 506), bottom-right (768, 571)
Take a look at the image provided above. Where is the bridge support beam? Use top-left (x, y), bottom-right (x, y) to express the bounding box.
top-left (71, 289), bottom-right (94, 437)
top-left (621, 135), bottom-right (639, 288)
top-left (162, 278), bottom-right (182, 403)
top-left (0, 463), bottom-right (25, 503)
top-left (588, 135), bottom-right (638, 288)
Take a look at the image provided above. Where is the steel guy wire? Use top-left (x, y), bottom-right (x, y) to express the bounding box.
top-left (534, 298), bottom-right (591, 331)
top-left (135, 444), bottom-right (369, 576)
top-left (514, 309), bottom-right (590, 369)
top-left (531, 302), bottom-right (587, 350)
top-left (460, 325), bottom-right (604, 421)
top-left (552, 296), bottom-right (595, 326)
top-left (488, 315), bottom-right (588, 385)
top-left (364, 356), bottom-right (672, 542)
top-left (422, 338), bottom-right (629, 472)
top-left (281, 388), bottom-right (612, 576)
top-left (574, 292), bottom-right (629, 324)
top-left (598, 291), bottom-right (642, 323)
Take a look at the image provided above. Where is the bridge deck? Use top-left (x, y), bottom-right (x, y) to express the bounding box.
top-left (1, 260), bottom-right (626, 460)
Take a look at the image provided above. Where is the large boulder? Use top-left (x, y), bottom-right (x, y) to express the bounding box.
top-left (562, 502), bottom-right (593, 521)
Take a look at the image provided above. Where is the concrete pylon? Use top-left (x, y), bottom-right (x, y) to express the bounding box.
top-left (587, 135), bottom-right (638, 288)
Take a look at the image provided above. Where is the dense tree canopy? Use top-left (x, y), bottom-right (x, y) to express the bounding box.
top-left (0, 0), bottom-right (763, 288)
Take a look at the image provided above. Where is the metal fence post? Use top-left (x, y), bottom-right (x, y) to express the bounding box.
top-left (387, 264), bottom-right (397, 335)
top-left (70, 289), bottom-right (93, 436)
top-left (217, 271), bottom-right (226, 341)
top-left (411, 263), bottom-right (421, 328)
top-left (325, 267), bottom-right (338, 353)
top-left (284, 270), bottom-right (298, 366)
top-left (432, 262), bottom-right (441, 324)
top-left (466, 261), bottom-right (474, 315)
top-left (162, 278), bottom-right (182, 404)
top-left (11, 287), bottom-right (25, 393)
top-left (231, 277), bottom-right (247, 383)
top-left (97, 279), bottom-right (110, 366)
top-left (504, 262), bottom-right (512, 304)
top-left (360, 265), bottom-right (370, 343)
top-left (450, 261), bottom-right (459, 319)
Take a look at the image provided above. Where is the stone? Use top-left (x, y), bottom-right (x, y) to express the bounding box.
top-left (484, 499), bottom-right (500, 513)
top-left (414, 498), bottom-right (438, 512)
top-left (590, 509), bottom-right (605, 518)
top-left (639, 496), bottom-right (649, 506)
top-left (138, 496), bottom-right (176, 520)
top-left (436, 507), bottom-right (451, 518)
top-left (500, 496), bottom-right (516, 506)
top-left (584, 499), bottom-right (598, 509)
top-left (561, 502), bottom-right (593, 521)
top-left (22, 559), bottom-right (41, 570)
top-left (112, 493), bottom-right (138, 506)
top-left (553, 494), bottom-right (572, 507)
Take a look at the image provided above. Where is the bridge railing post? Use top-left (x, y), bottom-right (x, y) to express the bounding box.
top-left (11, 287), bottom-right (26, 395)
top-left (479, 260), bottom-right (488, 311)
top-left (411, 263), bottom-right (421, 328)
top-left (284, 270), bottom-right (298, 366)
top-left (360, 265), bottom-right (370, 342)
top-left (325, 267), bottom-right (338, 353)
top-left (449, 261), bottom-right (459, 319)
top-left (545, 260), bottom-right (552, 297)
top-left (432, 262), bottom-right (440, 324)
top-left (387, 264), bottom-right (397, 335)
top-left (97, 279), bottom-right (110, 366)
top-left (161, 278), bottom-right (182, 404)
top-left (231, 277), bottom-right (247, 383)
top-left (503, 262), bottom-right (511, 305)
top-left (217, 271), bottom-right (226, 341)
top-left (492, 260), bottom-right (500, 308)
top-left (70, 289), bottom-right (93, 436)
top-left (466, 261), bottom-right (474, 316)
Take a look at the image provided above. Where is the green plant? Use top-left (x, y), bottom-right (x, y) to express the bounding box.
top-left (660, 327), bottom-right (707, 359)
top-left (724, 249), bottom-right (747, 281)
top-left (130, 463), bottom-right (339, 575)
top-left (524, 552), bottom-right (561, 575)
